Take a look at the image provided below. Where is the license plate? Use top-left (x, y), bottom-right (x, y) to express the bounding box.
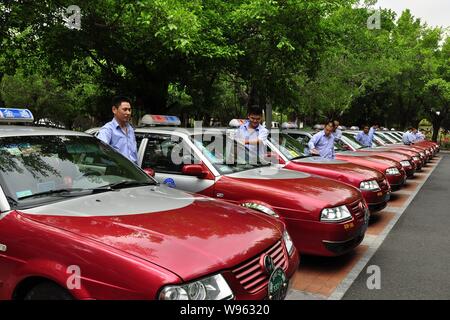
top-left (385, 192), bottom-right (391, 202)
top-left (361, 209), bottom-right (370, 234)
top-left (268, 268), bottom-right (288, 300)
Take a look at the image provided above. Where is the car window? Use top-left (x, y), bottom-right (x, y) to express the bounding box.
top-left (287, 132), bottom-right (310, 144)
top-left (192, 133), bottom-right (270, 175)
top-left (334, 139), bottom-right (349, 151)
top-left (269, 133), bottom-right (309, 160)
top-left (0, 135), bottom-right (153, 208)
top-left (341, 133), bottom-right (365, 149)
top-left (135, 133), bottom-right (145, 148)
top-left (142, 134), bottom-right (196, 174)
top-left (377, 133), bottom-right (394, 143)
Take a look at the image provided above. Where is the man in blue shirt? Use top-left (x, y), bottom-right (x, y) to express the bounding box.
top-left (416, 130), bottom-right (426, 141)
top-left (235, 106), bottom-right (269, 151)
top-left (97, 96), bottom-right (138, 163)
top-left (402, 128), bottom-right (417, 145)
top-left (332, 120), bottom-right (342, 141)
top-left (355, 125), bottom-right (378, 147)
top-left (308, 121), bottom-right (337, 159)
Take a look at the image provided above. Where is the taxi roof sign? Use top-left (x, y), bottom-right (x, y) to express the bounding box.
top-left (229, 119), bottom-right (246, 128)
top-left (140, 115), bottom-right (181, 126)
top-left (0, 108), bottom-right (34, 123)
top-left (281, 122), bottom-right (297, 129)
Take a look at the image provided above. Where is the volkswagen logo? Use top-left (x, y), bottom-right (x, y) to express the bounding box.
top-left (260, 254), bottom-right (275, 275)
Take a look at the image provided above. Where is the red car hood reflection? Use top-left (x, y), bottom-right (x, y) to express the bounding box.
top-left (19, 187), bottom-right (283, 281)
top-left (290, 157), bottom-right (382, 182)
top-left (221, 167), bottom-right (361, 213)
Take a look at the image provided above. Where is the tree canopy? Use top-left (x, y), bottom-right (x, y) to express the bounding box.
top-left (0, 0), bottom-right (448, 140)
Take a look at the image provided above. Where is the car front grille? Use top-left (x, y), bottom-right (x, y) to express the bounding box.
top-left (231, 241), bottom-right (288, 294)
top-left (378, 178), bottom-right (390, 191)
top-left (348, 198), bottom-right (365, 218)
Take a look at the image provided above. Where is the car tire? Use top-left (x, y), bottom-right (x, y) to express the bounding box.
top-left (24, 282), bottom-right (73, 300)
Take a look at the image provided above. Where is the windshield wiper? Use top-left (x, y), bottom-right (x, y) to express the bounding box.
top-left (93, 180), bottom-right (156, 192)
top-left (17, 188), bottom-right (86, 200)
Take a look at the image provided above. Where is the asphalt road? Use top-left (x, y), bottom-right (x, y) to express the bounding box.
top-left (344, 153), bottom-right (450, 300)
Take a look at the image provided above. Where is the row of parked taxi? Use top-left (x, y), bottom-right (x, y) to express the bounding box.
top-left (0, 109), bottom-right (439, 300)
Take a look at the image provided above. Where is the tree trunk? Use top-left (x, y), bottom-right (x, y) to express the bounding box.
top-left (432, 118), bottom-right (441, 142)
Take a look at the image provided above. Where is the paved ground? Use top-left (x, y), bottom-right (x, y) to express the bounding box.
top-left (344, 153), bottom-right (450, 299)
top-left (286, 153), bottom-right (446, 300)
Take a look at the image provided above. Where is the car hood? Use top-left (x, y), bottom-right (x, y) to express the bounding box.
top-left (355, 150), bottom-right (409, 161)
top-left (370, 147), bottom-right (417, 156)
top-left (291, 157), bottom-right (382, 182)
top-left (19, 186), bottom-right (283, 281)
top-left (223, 166), bottom-right (361, 212)
top-left (336, 152), bottom-right (401, 169)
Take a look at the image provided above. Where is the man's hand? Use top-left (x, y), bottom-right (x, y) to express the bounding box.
top-left (310, 148), bottom-right (320, 156)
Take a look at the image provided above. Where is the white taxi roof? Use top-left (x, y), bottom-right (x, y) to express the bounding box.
top-left (0, 125), bottom-right (91, 138)
top-left (139, 115), bottom-right (181, 126)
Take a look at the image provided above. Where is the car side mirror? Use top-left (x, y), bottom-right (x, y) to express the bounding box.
top-left (182, 164), bottom-right (207, 178)
top-left (143, 168), bottom-right (155, 177)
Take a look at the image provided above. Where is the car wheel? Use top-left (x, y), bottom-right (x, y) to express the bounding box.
top-left (24, 282), bottom-right (73, 300)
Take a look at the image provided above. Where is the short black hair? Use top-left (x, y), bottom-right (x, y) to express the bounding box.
top-left (112, 95), bottom-right (132, 108)
top-left (247, 105), bottom-right (263, 116)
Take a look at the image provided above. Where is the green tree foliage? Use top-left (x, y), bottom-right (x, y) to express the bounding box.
top-left (0, 0), bottom-right (448, 138)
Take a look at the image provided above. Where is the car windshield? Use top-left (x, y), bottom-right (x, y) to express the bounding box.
top-left (0, 135), bottom-right (155, 209)
top-left (340, 133), bottom-right (366, 150)
top-left (386, 132), bottom-right (402, 142)
top-left (380, 132), bottom-right (395, 144)
top-left (192, 132), bottom-right (271, 175)
top-left (269, 133), bottom-right (310, 160)
top-left (377, 133), bottom-right (394, 144)
top-left (334, 139), bottom-right (350, 151)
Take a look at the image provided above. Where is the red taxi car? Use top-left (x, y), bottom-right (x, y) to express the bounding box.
top-left (334, 131), bottom-right (425, 171)
top-left (282, 130), bottom-right (407, 191)
top-left (87, 116), bottom-right (371, 257)
top-left (248, 128), bottom-right (391, 212)
top-left (391, 131), bottom-right (440, 154)
top-left (336, 132), bottom-right (417, 178)
top-left (0, 109), bottom-right (298, 300)
top-left (374, 131), bottom-right (433, 163)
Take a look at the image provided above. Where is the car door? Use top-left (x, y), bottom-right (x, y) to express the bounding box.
top-left (139, 133), bottom-right (215, 197)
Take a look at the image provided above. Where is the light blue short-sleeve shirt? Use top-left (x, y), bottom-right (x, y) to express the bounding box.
top-left (308, 130), bottom-right (336, 159)
top-left (97, 118), bottom-right (138, 163)
top-left (235, 121), bottom-right (269, 154)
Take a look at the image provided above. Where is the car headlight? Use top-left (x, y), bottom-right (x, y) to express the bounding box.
top-left (425, 150), bottom-right (430, 155)
top-left (385, 167), bottom-right (400, 175)
top-left (242, 203), bottom-right (279, 218)
top-left (420, 152), bottom-right (425, 157)
top-left (159, 274), bottom-right (233, 300)
top-left (412, 156), bottom-right (420, 161)
top-left (320, 205), bottom-right (352, 223)
top-left (400, 160), bottom-right (411, 167)
top-left (359, 180), bottom-right (380, 191)
top-left (283, 230), bottom-right (294, 256)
